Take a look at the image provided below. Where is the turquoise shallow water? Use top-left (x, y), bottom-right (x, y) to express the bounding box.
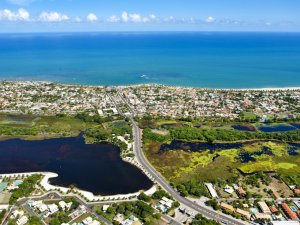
top-left (0, 32), bottom-right (300, 88)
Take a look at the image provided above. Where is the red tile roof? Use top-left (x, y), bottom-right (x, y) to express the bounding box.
top-left (281, 203), bottom-right (299, 220)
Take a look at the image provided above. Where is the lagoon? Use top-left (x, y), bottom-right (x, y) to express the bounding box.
top-left (0, 135), bottom-right (153, 195)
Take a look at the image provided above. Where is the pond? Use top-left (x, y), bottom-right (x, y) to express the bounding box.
top-left (257, 124), bottom-right (297, 132)
top-left (291, 123), bottom-right (300, 129)
top-left (0, 135), bottom-right (153, 195)
top-left (231, 124), bottom-right (256, 132)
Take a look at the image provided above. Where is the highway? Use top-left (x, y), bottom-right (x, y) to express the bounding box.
top-left (130, 118), bottom-right (251, 225)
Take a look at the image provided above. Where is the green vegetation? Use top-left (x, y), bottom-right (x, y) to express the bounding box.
top-left (137, 192), bottom-right (151, 202)
top-left (0, 210), bottom-right (6, 223)
top-left (84, 128), bottom-right (110, 142)
top-left (175, 180), bottom-right (209, 197)
top-left (143, 124), bottom-right (300, 187)
top-left (191, 214), bottom-right (220, 225)
top-left (75, 112), bottom-right (123, 124)
top-left (28, 216), bottom-right (43, 225)
top-left (49, 212), bottom-right (69, 225)
top-left (151, 189), bottom-right (172, 200)
top-left (10, 174), bottom-right (41, 204)
top-left (169, 127), bottom-right (300, 142)
top-left (0, 114), bottom-right (98, 140)
top-left (143, 128), bottom-right (170, 142)
top-left (205, 199), bottom-right (220, 210)
top-left (94, 201), bottom-right (158, 225)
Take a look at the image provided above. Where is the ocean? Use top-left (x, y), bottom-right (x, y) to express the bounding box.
top-left (0, 32), bottom-right (299, 88)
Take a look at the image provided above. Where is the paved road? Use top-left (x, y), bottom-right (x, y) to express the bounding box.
top-left (130, 118), bottom-right (252, 225)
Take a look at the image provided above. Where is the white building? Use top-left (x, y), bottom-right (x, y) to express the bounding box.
top-left (10, 210), bottom-right (24, 219)
top-left (48, 204), bottom-right (59, 214)
top-left (16, 215), bottom-right (28, 225)
top-left (258, 201), bottom-right (271, 214)
top-left (224, 185), bottom-right (234, 194)
top-left (205, 183), bottom-right (219, 198)
top-left (59, 201), bottom-right (72, 211)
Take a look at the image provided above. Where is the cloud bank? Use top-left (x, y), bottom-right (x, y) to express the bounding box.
top-left (38, 11), bottom-right (69, 22)
top-left (0, 8), bottom-right (30, 21)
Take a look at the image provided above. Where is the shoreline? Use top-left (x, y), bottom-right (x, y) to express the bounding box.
top-left (0, 172), bottom-right (157, 202)
top-left (1, 80), bottom-right (300, 91)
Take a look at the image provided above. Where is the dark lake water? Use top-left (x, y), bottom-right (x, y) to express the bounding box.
top-left (231, 125), bottom-right (256, 132)
top-left (0, 135), bottom-right (152, 195)
top-left (257, 124), bottom-right (297, 132)
top-left (291, 123), bottom-right (300, 129)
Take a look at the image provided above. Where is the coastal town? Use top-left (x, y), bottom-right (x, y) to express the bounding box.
top-left (0, 81), bottom-right (299, 119)
top-left (0, 81), bottom-right (300, 225)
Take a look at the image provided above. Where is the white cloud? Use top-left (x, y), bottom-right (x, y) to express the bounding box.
top-left (38, 11), bottom-right (69, 22)
top-left (121, 11), bottom-right (129, 22)
top-left (142, 17), bottom-right (150, 23)
top-left (107, 15), bottom-right (120, 23)
top-left (164, 16), bottom-right (175, 23)
top-left (0, 8), bottom-right (30, 21)
top-left (129, 13), bottom-right (141, 22)
top-left (74, 16), bottom-right (82, 22)
top-left (149, 14), bottom-right (156, 20)
top-left (205, 16), bottom-right (215, 23)
top-left (6, 0), bottom-right (35, 5)
top-left (87, 13), bottom-right (97, 22)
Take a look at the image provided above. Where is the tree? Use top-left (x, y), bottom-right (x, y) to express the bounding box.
top-left (138, 192), bottom-right (151, 202)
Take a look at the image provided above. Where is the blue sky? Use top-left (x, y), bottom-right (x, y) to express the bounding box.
top-left (0, 0), bottom-right (299, 32)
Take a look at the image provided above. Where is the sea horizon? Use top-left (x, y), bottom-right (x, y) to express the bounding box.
top-left (1, 31), bottom-right (300, 88)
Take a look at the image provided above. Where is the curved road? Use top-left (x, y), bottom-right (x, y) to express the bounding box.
top-left (131, 119), bottom-right (251, 225)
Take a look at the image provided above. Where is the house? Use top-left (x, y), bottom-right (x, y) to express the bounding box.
top-left (121, 215), bottom-right (142, 225)
top-left (205, 183), bottom-right (219, 198)
top-left (16, 215), bottom-right (28, 225)
top-left (235, 208), bottom-right (251, 220)
top-left (161, 197), bottom-right (173, 208)
top-left (48, 204), bottom-right (59, 214)
top-left (10, 210), bottom-right (24, 219)
top-left (233, 184), bottom-right (239, 190)
top-left (38, 204), bottom-right (48, 213)
top-left (59, 201), bottom-right (72, 211)
top-left (0, 204), bottom-right (9, 210)
top-left (83, 217), bottom-right (93, 224)
top-left (224, 185), bottom-right (234, 194)
top-left (270, 205), bottom-right (279, 214)
top-left (281, 203), bottom-right (299, 221)
top-left (114, 214), bottom-right (125, 223)
top-left (102, 205), bottom-right (110, 212)
top-left (294, 189), bottom-right (300, 195)
top-left (258, 201), bottom-right (271, 214)
top-left (255, 213), bottom-right (272, 220)
top-left (237, 187), bottom-right (246, 197)
top-left (220, 202), bottom-right (234, 212)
